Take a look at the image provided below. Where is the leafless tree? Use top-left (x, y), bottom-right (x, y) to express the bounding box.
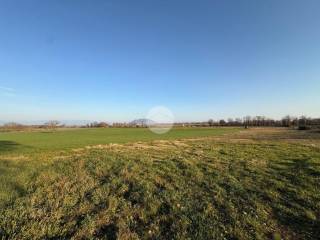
top-left (282, 115), bottom-right (292, 127)
top-left (219, 119), bottom-right (226, 126)
top-left (3, 122), bottom-right (25, 131)
top-left (45, 120), bottom-right (60, 130)
top-left (243, 116), bottom-right (251, 128)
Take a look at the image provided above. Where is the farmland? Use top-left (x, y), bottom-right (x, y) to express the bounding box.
top-left (0, 127), bottom-right (238, 154)
top-left (0, 128), bottom-right (319, 239)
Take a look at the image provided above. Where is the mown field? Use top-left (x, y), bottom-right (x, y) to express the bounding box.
top-left (0, 128), bottom-right (319, 239)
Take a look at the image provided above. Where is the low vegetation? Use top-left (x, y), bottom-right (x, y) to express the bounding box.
top-left (0, 128), bottom-right (319, 239)
top-left (0, 127), bottom-right (238, 154)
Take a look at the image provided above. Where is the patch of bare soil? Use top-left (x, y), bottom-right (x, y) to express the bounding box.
top-left (221, 128), bottom-right (320, 142)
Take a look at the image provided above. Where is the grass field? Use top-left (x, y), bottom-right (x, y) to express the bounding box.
top-left (0, 127), bottom-right (238, 154)
top-left (0, 128), bottom-right (319, 239)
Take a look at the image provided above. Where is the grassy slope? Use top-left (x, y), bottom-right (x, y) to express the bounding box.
top-left (0, 129), bottom-right (319, 239)
top-left (0, 127), bottom-right (238, 154)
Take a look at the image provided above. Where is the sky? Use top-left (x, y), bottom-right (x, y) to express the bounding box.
top-left (0, 0), bottom-right (319, 123)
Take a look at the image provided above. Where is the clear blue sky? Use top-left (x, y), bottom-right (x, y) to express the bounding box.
top-left (1, 0), bottom-right (319, 123)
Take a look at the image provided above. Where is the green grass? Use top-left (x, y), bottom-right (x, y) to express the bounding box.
top-left (0, 127), bottom-right (238, 211)
top-left (0, 128), bottom-right (319, 239)
top-left (0, 127), bottom-right (238, 154)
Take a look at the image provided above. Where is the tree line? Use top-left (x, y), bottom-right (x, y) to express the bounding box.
top-left (1, 116), bottom-right (319, 131)
top-left (202, 115), bottom-right (320, 129)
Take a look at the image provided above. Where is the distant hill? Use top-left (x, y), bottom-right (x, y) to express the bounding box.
top-left (130, 118), bottom-right (155, 126)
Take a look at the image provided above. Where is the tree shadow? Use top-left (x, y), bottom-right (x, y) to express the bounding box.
top-left (275, 158), bottom-right (320, 178)
top-left (94, 224), bottom-right (118, 240)
top-left (0, 141), bottom-right (21, 153)
top-left (268, 157), bottom-right (320, 239)
top-left (270, 199), bottom-right (320, 239)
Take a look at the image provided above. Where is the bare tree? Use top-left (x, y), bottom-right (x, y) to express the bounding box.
top-left (282, 115), bottom-right (292, 127)
top-left (219, 119), bottom-right (226, 126)
top-left (298, 115), bottom-right (308, 130)
top-left (45, 120), bottom-right (60, 130)
top-left (243, 116), bottom-right (251, 128)
top-left (227, 118), bottom-right (234, 125)
top-left (208, 119), bottom-right (214, 127)
top-left (3, 122), bottom-right (25, 131)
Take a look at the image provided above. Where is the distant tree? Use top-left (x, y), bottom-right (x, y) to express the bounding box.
top-left (255, 116), bottom-right (262, 126)
top-left (243, 116), bottom-right (251, 128)
top-left (298, 116), bottom-right (308, 130)
top-left (97, 122), bottom-right (109, 128)
top-left (282, 115), bottom-right (292, 127)
top-left (235, 118), bottom-right (242, 126)
top-left (291, 117), bottom-right (298, 127)
top-left (45, 120), bottom-right (60, 130)
top-left (219, 119), bottom-right (226, 126)
top-left (3, 122), bottom-right (25, 130)
top-left (90, 121), bottom-right (98, 128)
top-left (264, 118), bottom-right (274, 126)
top-left (208, 119), bottom-right (214, 127)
